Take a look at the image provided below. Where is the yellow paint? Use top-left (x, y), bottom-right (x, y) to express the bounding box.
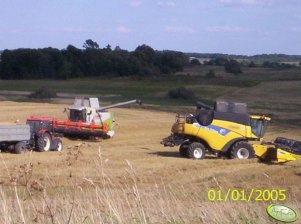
top-left (253, 144), bottom-right (301, 162)
top-left (176, 118), bottom-right (262, 151)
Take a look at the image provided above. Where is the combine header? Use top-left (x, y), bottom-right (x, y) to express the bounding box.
top-left (27, 97), bottom-right (141, 139)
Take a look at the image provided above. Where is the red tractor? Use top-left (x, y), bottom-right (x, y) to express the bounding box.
top-left (26, 117), bottom-right (63, 152)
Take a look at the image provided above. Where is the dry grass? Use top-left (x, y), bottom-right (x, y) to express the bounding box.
top-left (0, 101), bottom-right (300, 223)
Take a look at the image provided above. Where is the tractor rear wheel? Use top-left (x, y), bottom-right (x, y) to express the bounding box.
top-left (36, 133), bottom-right (52, 152)
top-left (14, 142), bottom-right (27, 154)
top-left (187, 142), bottom-right (205, 160)
top-left (179, 142), bottom-right (190, 157)
top-left (231, 141), bottom-right (255, 159)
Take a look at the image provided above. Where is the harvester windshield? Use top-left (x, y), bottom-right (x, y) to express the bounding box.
top-left (69, 109), bottom-right (86, 122)
top-left (250, 116), bottom-right (270, 138)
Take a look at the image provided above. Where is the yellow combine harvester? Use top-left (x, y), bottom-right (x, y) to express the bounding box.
top-left (161, 100), bottom-right (301, 162)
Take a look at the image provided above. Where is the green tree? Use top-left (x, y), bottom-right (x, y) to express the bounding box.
top-left (58, 61), bottom-right (72, 79)
top-left (215, 57), bottom-right (229, 66)
top-left (225, 60), bottom-right (242, 74)
top-left (190, 58), bottom-right (201, 65)
top-left (249, 61), bottom-right (256, 67)
top-left (167, 87), bottom-right (195, 100)
top-left (83, 39), bottom-right (99, 49)
top-left (134, 44), bottom-right (156, 63)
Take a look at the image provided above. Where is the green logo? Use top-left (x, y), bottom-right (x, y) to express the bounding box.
top-left (267, 204), bottom-right (299, 223)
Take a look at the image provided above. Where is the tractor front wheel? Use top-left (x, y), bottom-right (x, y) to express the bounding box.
top-left (231, 141), bottom-right (255, 159)
top-left (36, 133), bottom-right (52, 152)
top-left (187, 142), bottom-right (206, 160)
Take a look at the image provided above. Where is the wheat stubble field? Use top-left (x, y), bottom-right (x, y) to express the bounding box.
top-left (0, 101), bottom-right (300, 224)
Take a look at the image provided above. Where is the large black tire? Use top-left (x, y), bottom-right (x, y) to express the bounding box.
top-left (231, 141), bottom-right (255, 159)
top-left (36, 133), bottom-right (52, 152)
top-left (179, 141), bottom-right (190, 157)
top-left (52, 138), bottom-right (63, 152)
top-left (187, 142), bottom-right (206, 160)
top-left (14, 142), bottom-right (27, 154)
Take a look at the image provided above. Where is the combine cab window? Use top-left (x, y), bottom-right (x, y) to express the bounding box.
top-left (69, 109), bottom-right (86, 122)
top-left (250, 119), bottom-right (267, 138)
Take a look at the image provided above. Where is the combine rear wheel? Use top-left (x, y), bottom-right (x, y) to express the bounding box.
top-left (36, 133), bottom-right (52, 152)
top-left (187, 142), bottom-right (205, 160)
top-left (231, 141), bottom-right (255, 159)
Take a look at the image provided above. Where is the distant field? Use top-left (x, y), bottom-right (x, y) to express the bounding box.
top-left (1, 65), bottom-right (301, 126)
top-left (0, 76), bottom-right (238, 113)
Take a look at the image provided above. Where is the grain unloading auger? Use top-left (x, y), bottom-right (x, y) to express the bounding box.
top-left (27, 98), bottom-right (141, 139)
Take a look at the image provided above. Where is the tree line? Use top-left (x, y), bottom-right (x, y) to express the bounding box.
top-left (187, 52), bottom-right (301, 63)
top-left (0, 40), bottom-right (189, 80)
top-left (190, 57), bottom-right (298, 76)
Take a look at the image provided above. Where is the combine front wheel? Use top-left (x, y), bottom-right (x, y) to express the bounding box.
top-left (187, 142), bottom-right (206, 160)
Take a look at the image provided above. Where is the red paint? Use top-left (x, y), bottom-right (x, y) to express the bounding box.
top-left (27, 116), bottom-right (108, 133)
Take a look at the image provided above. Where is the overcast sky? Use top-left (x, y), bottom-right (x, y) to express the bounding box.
top-left (0, 0), bottom-right (300, 55)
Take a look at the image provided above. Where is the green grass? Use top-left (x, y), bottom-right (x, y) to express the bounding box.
top-left (0, 76), bottom-right (236, 107)
top-left (1, 65), bottom-right (301, 125)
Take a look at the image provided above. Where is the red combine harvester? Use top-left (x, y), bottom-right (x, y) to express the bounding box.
top-left (27, 97), bottom-right (141, 139)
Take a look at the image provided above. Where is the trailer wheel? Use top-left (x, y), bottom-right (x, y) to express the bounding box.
top-left (36, 133), bottom-right (52, 152)
top-left (14, 142), bottom-right (27, 154)
top-left (187, 142), bottom-right (205, 160)
top-left (231, 141), bottom-right (255, 159)
top-left (52, 138), bottom-right (63, 151)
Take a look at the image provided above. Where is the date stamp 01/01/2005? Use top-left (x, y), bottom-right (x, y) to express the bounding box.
top-left (207, 188), bottom-right (286, 202)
